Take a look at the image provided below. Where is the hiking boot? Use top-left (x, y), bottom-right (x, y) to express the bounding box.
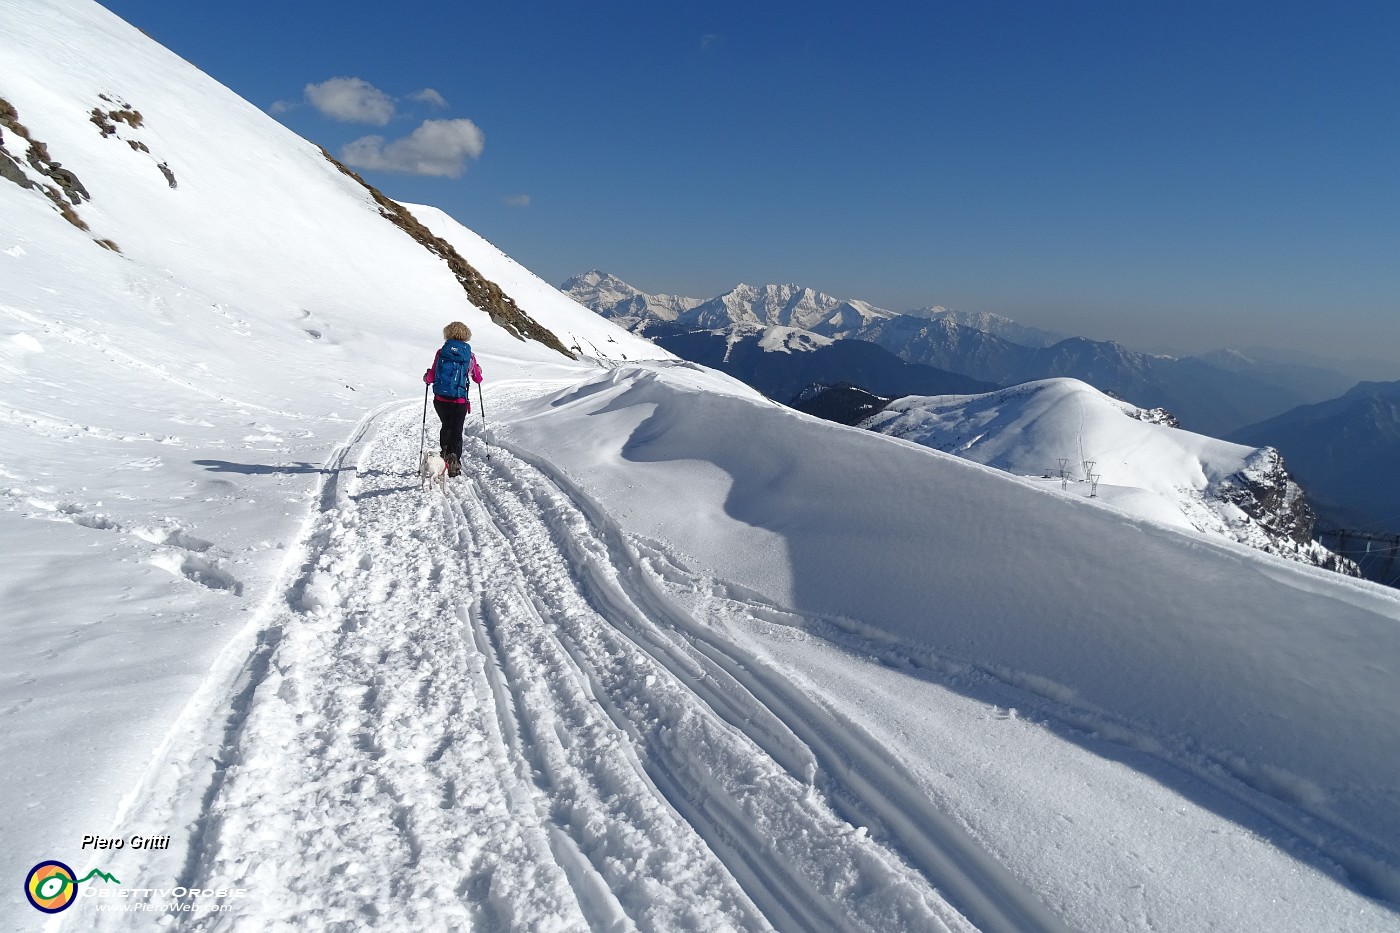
top-left (446, 453), bottom-right (461, 477)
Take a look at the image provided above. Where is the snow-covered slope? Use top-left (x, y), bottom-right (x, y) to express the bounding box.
top-left (861, 379), bottom-right (1350, 571)
top-left (0, 0), bottom-right (656, 920)
top-left (3, 3), bottom-right (1400, 931)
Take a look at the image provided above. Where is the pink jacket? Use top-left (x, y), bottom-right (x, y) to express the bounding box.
top-left (424, 349), bottom-right (483, 405)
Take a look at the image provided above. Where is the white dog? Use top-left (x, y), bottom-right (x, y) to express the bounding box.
top-left (419, 451), bottom-right (449, 493)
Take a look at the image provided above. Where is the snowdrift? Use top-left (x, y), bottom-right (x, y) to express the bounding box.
top-left (496, 364), bottom-right (1400, 895)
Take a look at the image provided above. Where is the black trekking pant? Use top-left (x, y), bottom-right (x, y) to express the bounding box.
top-left (434, 399), bottom-right (469, 460)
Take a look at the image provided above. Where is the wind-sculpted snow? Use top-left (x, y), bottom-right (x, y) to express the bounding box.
top-left (499, 364), bottom-right (1400, 909)
top-left (74, 385), bottom-right (1399, 932)
top-left (123, 403), bottom-right (1039, 932)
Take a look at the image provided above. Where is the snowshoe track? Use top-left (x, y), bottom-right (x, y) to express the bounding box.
top-left (126, 401), bottom-right (1068, 932)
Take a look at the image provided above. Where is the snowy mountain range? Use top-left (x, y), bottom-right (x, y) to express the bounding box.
top-left (565, 270), bottom-right (1067, 350)
top-left (562, 272), bottom-right (1350, 436)
top-left (633, 327), bottom-right (997, 410)
top-left (3, 2), bottom-right (1400, 930)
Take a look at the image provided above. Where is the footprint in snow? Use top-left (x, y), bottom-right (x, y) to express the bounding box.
top-left (148, 551), bottom-right (244, 595)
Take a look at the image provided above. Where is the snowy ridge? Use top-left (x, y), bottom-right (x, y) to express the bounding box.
top-left (861, 378), bottom-right (1350, 570)
top-left (405, 217), bottom-right (665, 367)
top-left (756, 326), bottom-right (835, 354)
top-left (565, 275), bottom-right (902, 340)
top-left (706, 284), bottom-right (896, 334)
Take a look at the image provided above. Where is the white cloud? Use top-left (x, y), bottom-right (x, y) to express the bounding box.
top-left (340, 119), bottom-right (485, 178)
top-left (408, 88), bottom-right (449, 108)
top-left (269, 99), bottom-right (296, 115)
top-left (504, 194), bottom-right (531, 208)
top-left (304, 77), bottom-right (395, 125)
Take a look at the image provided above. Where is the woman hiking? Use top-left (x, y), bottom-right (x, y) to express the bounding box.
top-left (423, 321), bottom-right (483, 476)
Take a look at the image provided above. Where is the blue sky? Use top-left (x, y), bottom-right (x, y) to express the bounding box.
top-left (98, 0), bottom-right (1399, 365)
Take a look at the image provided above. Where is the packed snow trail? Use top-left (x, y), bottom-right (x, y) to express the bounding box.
top-left (81, 399), bottom-right (1077, 932)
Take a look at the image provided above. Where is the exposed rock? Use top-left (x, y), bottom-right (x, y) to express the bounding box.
top-left (89, 106), bottom-right (143, 137)
top-left (321, 148), bottom-right (573, 359)
top-left (1212, 448), bottom-right (1359, 575)
top-left (0, 147), bottom-right (34, 189)
top-left (1126, 405), bottom-right (1181, 428)
top-left (1, 97), bottom-right (92, 230)
top-left (89, 107), bottom-right (117, 137)
top-left (88, 98), bottom-right (175, 191)
top-left (1217, 449), bottom-right (1313, 545)
top-left (0, 97), bottom-right (29, 136)
top-left (39, 160), bottom-right (90, 204)
top-left (41, 183), bottom-right (89, 230)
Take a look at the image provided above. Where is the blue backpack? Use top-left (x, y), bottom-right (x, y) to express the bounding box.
top-left (433, 340), bottom-right (472, 398)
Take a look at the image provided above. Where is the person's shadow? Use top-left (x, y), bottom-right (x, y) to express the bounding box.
top-left (193, 459), bottom-right (335, 476)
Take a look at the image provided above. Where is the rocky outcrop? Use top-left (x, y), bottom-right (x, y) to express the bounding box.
top-left (1, 93), bottom-right (172, 247)
top-left (322, 149), bottom-right (573, 359)
top-left (88, 94), bottom-right (175, 189)
top-left (1126, 405), bottom-right (1180, 428)
top-left (89, 105), bottom-right (144, 136)
top-left (1, 97), bottom-right (93, 232)
top-left (1210, 448), bottom-right (1358, 575)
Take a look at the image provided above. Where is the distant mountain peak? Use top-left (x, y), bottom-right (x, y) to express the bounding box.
top-left (905, 307), bottom-right (1067, 348)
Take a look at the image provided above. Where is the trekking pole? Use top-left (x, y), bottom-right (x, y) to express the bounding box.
top-left (420, 384), bottom-right (429, 463)
top-left (477, 380), bottom-right (490, 462)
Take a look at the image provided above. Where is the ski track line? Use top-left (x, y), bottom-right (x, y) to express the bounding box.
top-left (444, 473), bottom-right (770, 933)
top-left (73, 398), bottom-right (1071, 932)
top-left (168, 406), bottom-right (591, 932)
top-left (455, 429), bottom-right (1053, 932)
top-left (141, 402), bottom-right (769, 933)
top-left (482, 432), bottom-right (1069, 933)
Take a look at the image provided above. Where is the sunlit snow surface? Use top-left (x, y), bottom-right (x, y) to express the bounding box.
top-left (1, 1), bottom-right (1399, 930)
top-left (861, 379), bottom-right (1346, 565)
